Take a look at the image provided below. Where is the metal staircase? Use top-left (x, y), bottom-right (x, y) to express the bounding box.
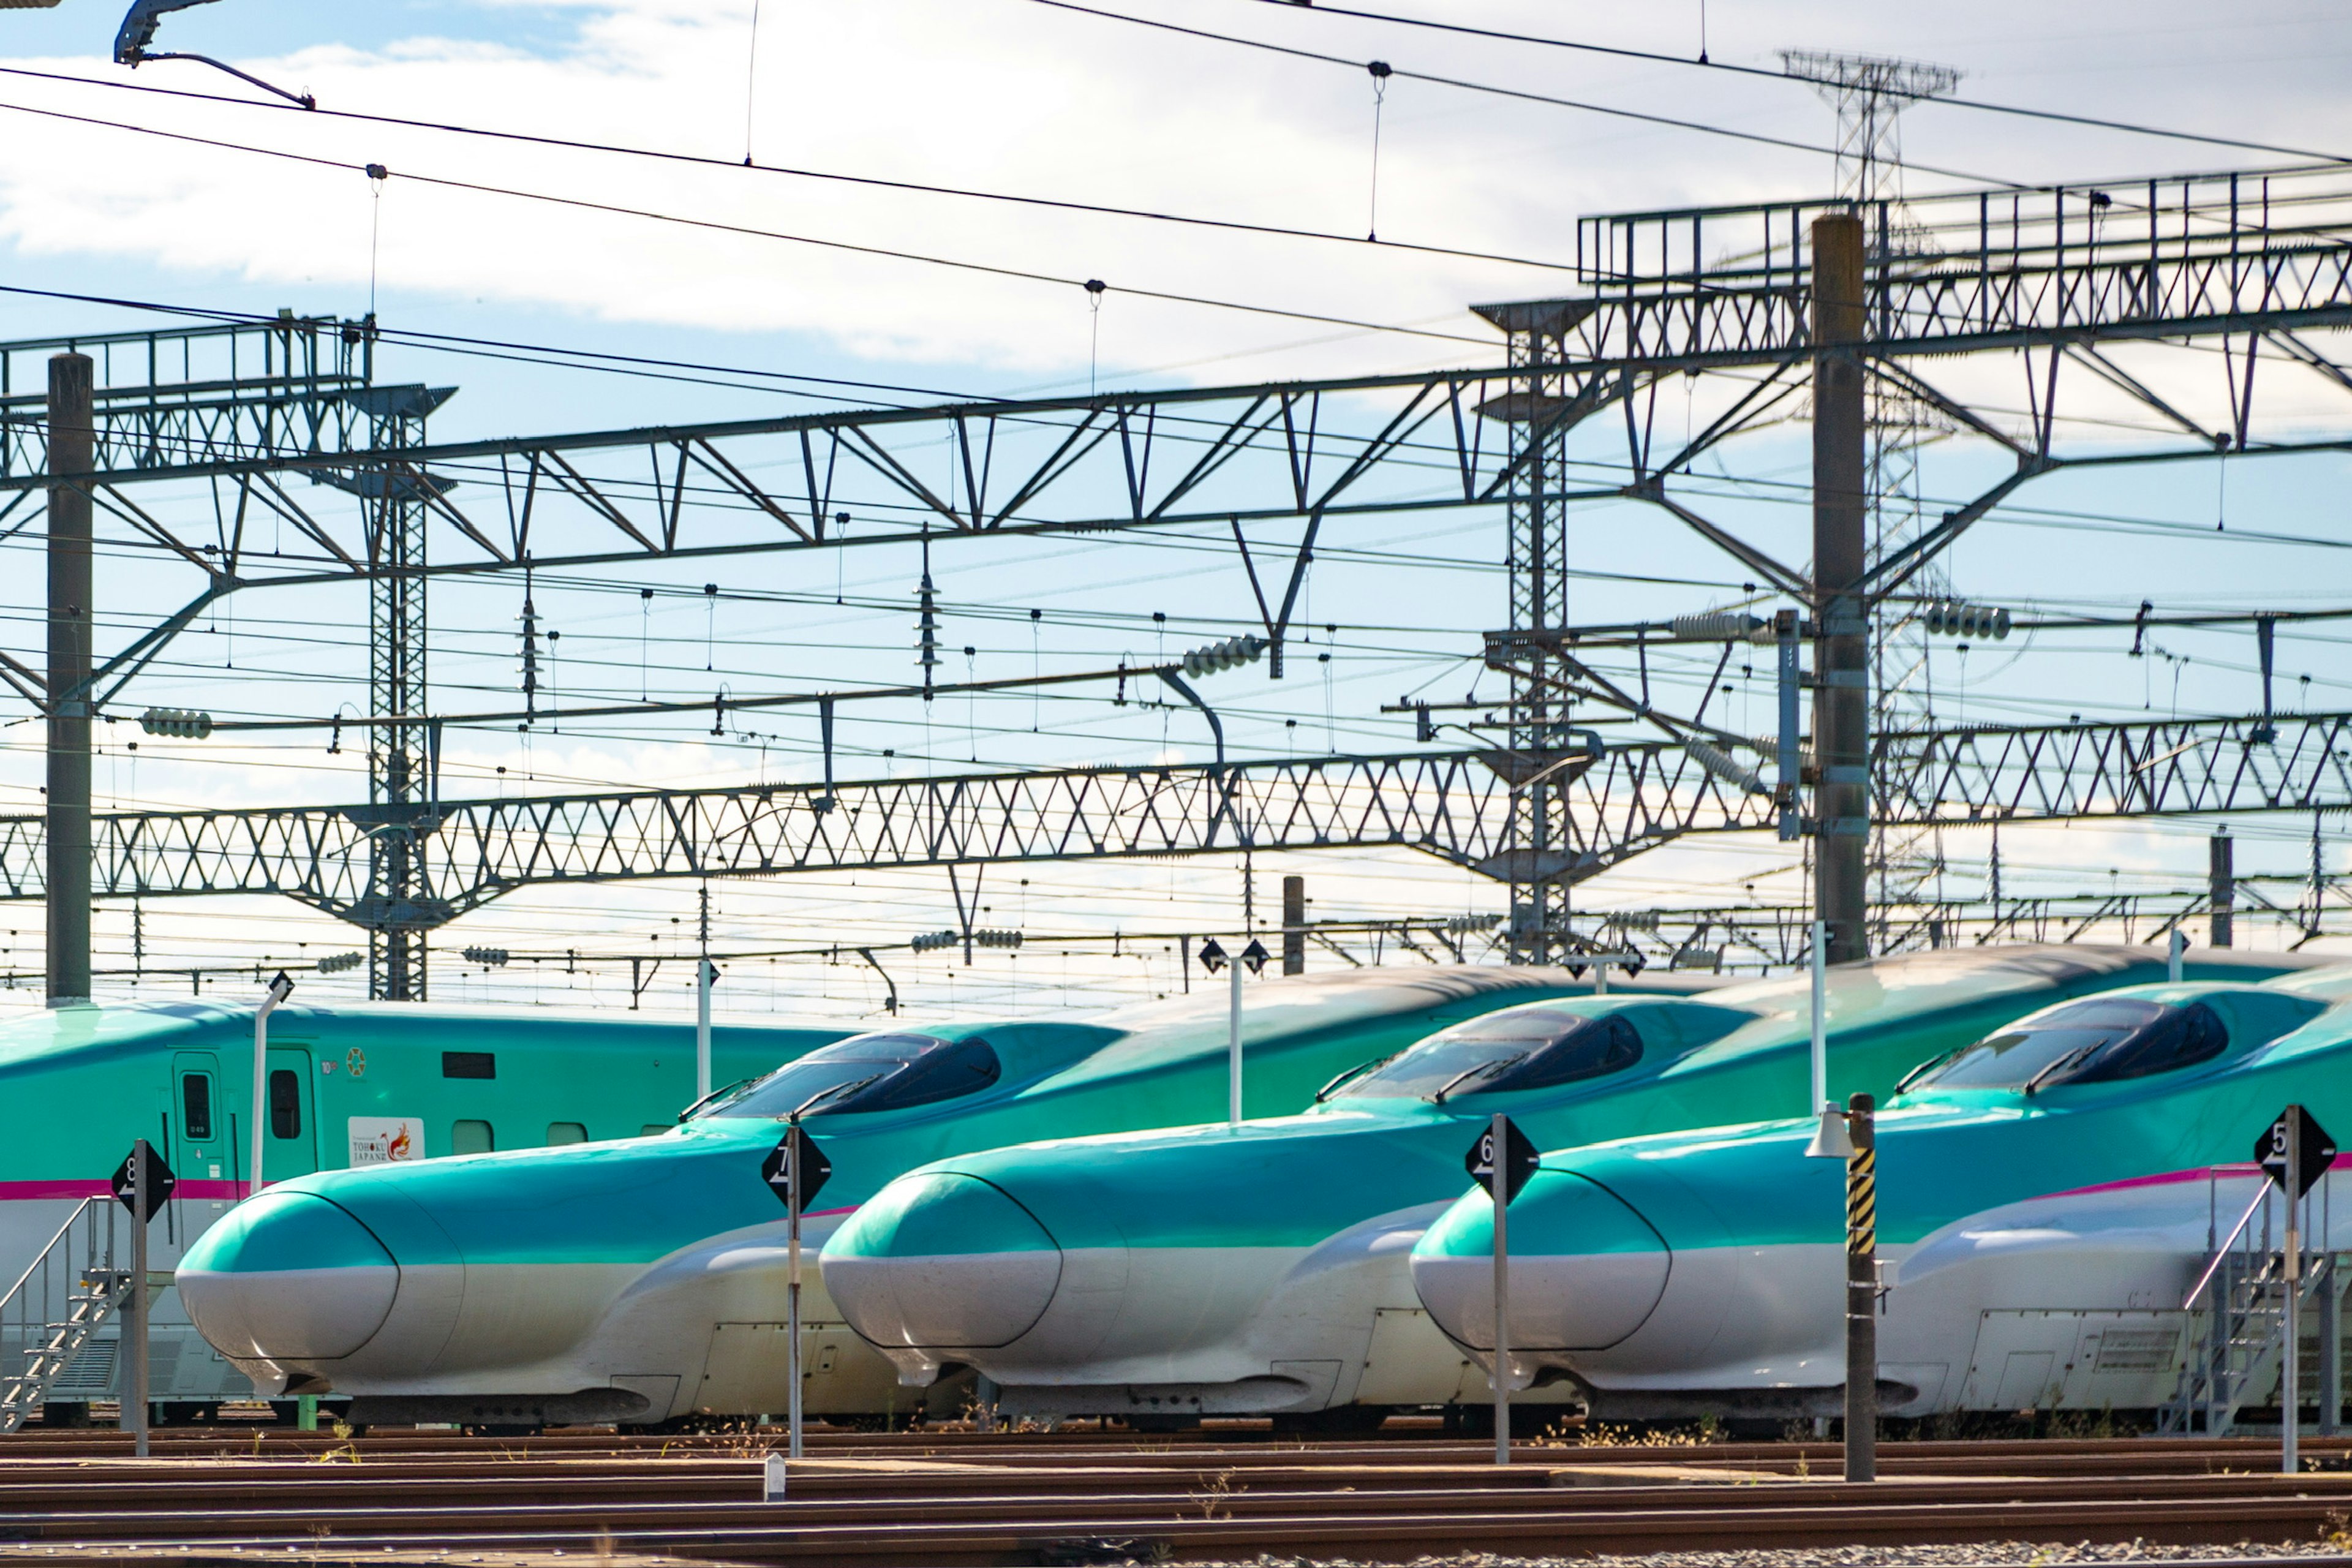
top-left (2159, 1175), bottom-right (2350, 1438)
top-left (0, 1199), bottom-right (129, 1433)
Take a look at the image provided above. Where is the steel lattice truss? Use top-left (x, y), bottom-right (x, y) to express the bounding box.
top-left (1881, 710), bottom-right (2352, 820)
top-left (6, 170), bottom-right (2346, 604)
top-left (0, 711), bottom-right (2335, 927)
top-left (0, 318), bottom-right (379, 494)
top-left (1567, 170), bottom-right (2352, 367)
top-left (0, 745), bottom-right (1763, 925)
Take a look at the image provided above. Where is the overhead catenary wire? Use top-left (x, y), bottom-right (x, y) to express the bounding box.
top-left (1012, 0), bottom-right (2030, 190)
top-left (0, 97), bottom-right (1498, 346)
top-left (1218, 0), bottom-right (2352, 167)
top-left (0, 62), bottom-right (1583, 275)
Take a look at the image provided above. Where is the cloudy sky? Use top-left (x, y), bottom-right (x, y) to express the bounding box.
top-left (0, 0), bottom-right (2344, 1020)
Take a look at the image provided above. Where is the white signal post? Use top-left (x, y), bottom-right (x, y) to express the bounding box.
top-left (1804, 921), bottom-right (1852, 1161)
top-left (2169, 927), bottom-right (2186, 984)
top-left (1809, 918), bottom-right (1827, 1115)
top-left (696, 884), bottom-right (715, 1102)
top-left (1228, 953), bottom-right (1243, 1126)
top-left (248, 972), bottom-right (295, 1202)
top-left (696, 957), bottom-right (716, 1103)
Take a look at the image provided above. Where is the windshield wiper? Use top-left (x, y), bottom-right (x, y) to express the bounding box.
top-left (679, 1076), bottom-right (759, 1122)
top-left (2022, 1042), bottom-right (2103, 1096)
top-left (1314, 1053), bottom-right (1400, 1103)
top-left (1894, 1051), bottom-right (1958, 1095)
top-left (1434, 1052), bottom-right (1529, 1104)
top-left (788, 1072), bottom-right (888, 1118)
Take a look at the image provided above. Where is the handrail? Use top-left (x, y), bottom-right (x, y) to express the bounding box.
top-left (2184, 1178), bottom-right (2278, 1310)
top-left (0, 1197), bottom-right (99, 1312)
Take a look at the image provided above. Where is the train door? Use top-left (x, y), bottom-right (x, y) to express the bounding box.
top-left (169, 1052), bottom-right (228, 1186)
top-left (263, 1047), bottom-right (319, 1182)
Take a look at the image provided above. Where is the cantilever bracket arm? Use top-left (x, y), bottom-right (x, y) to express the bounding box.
top-left (1861, 461), bottom-right (2052, 601)
top-left (115, 0), bottom-right (316, 110)
top-left (854, 947), bottom-right (899, 1016)
top-left (1626, 484), bottom-right (1810, 598)
top-left (0, 652), bottom-right (45, 713)
top-left (1156, 671), bottom-right (1225, 769)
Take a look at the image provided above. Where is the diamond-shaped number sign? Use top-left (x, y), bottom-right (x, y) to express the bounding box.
top-left (1464, 1116), bottom-right (1540, 1205)
top-left (110, 1143), bottom-right (176, 1215)
top-left (2255, 1104), bottom-right (2337, 1200)
top-left (761, 1126), bottom-right (831, 1212)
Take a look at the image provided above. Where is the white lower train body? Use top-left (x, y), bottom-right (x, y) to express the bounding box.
top-left (1411, 1166), bottom-right (2339, 1422)
top-left (184, 1210), bottom-right (966, 1427)
top-left (828, 1200), bottom-right (1582, 1424)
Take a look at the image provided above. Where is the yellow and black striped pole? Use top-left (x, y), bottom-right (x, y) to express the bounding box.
top-left (1844, 1091), bottom-right (1877, 1483)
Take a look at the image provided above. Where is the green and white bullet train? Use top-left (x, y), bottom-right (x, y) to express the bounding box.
top-left (178, 966), bottom-right (1682, 1429)
top-left (1411, 963), bottom-right (2352, 1423)
top-left (820, 945), bottom-right (2310, 1428)
top-left (0, 1000), bottom-right (847, 1423)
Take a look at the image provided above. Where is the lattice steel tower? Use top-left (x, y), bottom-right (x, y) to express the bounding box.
top-left (1474, 302), bottom-right (1592, 964)
top-left (1783, 50), bottom-right (1963, 952)
top-left (350, 383), bottom-right (454, 1000)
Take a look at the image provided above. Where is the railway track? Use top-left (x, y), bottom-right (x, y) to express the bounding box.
top-left (4, 1432), bottom-right (2350, 1565)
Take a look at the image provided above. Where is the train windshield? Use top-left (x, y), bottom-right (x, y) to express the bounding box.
top-left (1901, 998), bottom-right (2230, 1093)
top-left (1326, 1011), bottom-right (1643, 1102)
top-left (705, 1033), bottom-right (1003, 1118)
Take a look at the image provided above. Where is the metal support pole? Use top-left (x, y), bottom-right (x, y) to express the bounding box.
top-left (2211, 834), bottom-right (2236, 948)
top-left (696, 883), bottom-right (714, 1102)
top-left (2321, 1251), bottom-right (2342, 1438)
top-left (45, 353), bottom-right (93, 1008)
top-left (1228, 954), bottom-right (1244, 1125)
top-left (2169, 927), bottom-right (2187, 984)
top-left (248, 972), bottom-right (293, 1201)
top-left (1811, 919), bottom-right (1829, 1114)
top-left (2285, 1110), bottom-right (2302, 1474)
top-left (1844, 1093), bottom-right (1877, 1482)
top-left (1281, 875), bottom-right (1305, 976)
top-left (1811, 214), bottom-right (1870, 964)
top-left (1776, 609), bottom-right (1803, 842)
top-left (129, 1139), bottom-right (151, 1458)
top-left (786, 1117), bottom-right (805, 1460)
top-left (1491, 1110), bottom-right (1510, 1468)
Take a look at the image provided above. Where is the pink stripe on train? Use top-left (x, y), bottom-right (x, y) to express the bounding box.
top-left (2045, 1151), bottom-right (2352, 1201)
top-left (0, 1178), bottom-right (259, 1201)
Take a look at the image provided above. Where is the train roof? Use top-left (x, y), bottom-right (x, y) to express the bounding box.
top-left (1025, 964), bottom-right (1725, 1094)
top-left (0, 997), bottom-right (841, 1074)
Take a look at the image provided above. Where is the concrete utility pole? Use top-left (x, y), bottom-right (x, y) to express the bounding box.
top-left (46, 353), bottom-right (93, 1008)
top-left (1281, 875), bottom-right (1305, 975)
top-left (1811, 215), bottom-right (1871, 963)
top-left (2210, 834), bottom-right (2236, 948)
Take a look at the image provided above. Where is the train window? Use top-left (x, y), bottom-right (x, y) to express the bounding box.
top-left (546, 1122), bottom-right (587, 1145)
top-left (1902, 999), bottom-right (2230, 1093)
top-left (640, 1124), bottom-right (674, 1137)
top-left (1329, 1012), bottom-right (1643, 1101)
top-left (268, 1069), bottom-right (301, 1139)
top-left (451, 1120), bottom-right (495, 1155)
top-left (708, 1033), bottom-right (1002, 1118)
top-left (442, 1051), bottom-right (496, 1080)
top-left (181, 1073), bottom-right (214, 1141)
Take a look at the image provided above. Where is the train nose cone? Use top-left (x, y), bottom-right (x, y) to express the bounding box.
top-left (1411, 1172), bottom-right (1669, 1351)
top-left (824, 1171), bottom-right (1062, 1349)
top-left (179, 1192), bottom-right (400, 1361)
